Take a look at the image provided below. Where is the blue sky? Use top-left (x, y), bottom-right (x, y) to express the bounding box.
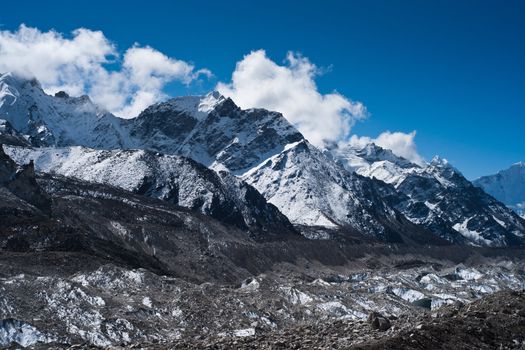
top-left (1, 0), bottom-right (523, 179)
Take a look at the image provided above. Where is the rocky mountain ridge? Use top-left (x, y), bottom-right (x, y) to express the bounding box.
top-left (330, 143), bottom-right (525, 246)
top-left (1, 72), bottom-right (525, 246)
top-left (4, 145), bottom-right (296, 239)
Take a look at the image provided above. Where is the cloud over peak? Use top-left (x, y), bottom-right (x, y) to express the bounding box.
top-left (0, 24), bottom-right (210, 117)
top-left (347, 131), bottom-right (425, 165)
top-left (217, 50), bottom-right (367, 147)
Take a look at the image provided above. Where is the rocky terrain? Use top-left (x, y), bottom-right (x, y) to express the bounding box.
top-left (1, 257), bottom-right (524, 349)
top-left (0, 146), bottom-right (523, 348)
top-left (4, 145), bottom-right (296, 238)
top-left (153, 290), bottom-right (525, 350)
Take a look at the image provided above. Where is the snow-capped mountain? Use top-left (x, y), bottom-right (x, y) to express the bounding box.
top-left (0, 73), bottom-right (418, 242)
top-left (242, 140), bottom-right (389, 234)
top-left (125, 93), bottom-right (304, 173)
top-left (331, 143), bottom-right (525, 246)
top-left (0, 72), bottom-right (302, 173)
top-left (2, 72), bottom-right (525, 246)
top-left (130, 95), bottom-right (421, 240)
top-left (4, 145), bottom-right (296, 238)
top-left (330, 142), bottom-right (415, 175)
top-left (474, 163), bottom-right (525, 218)
top-left (0, 73), bottom-right (127, 148)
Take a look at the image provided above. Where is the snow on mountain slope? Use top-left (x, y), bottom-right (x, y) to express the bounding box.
top-left (0, 73), bottom-right (127, 148)
top-left (5, 145), bottom-right (296, 238)
top-left (0, 75), bottom-right (424, 242)
top-left (2, 72), bottom-right (524, 246)
top-left (242, 140), bottom-right (451, 244)
top-left (242, 140), bottom-right (389, 233)
top-left (330, 143), bottom-right (525, 246)
top-left (131, 95), bottom-right (439, 242)
top-left (474, 163), bottom-right (525, 219)
top-left (126, 95), bottom-right (304, 173)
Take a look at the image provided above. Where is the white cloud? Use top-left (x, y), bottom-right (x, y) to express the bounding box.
top-left (217, 50), bottom-right (367, 147)
top-left (217, 50), bottom-right (424, 164)
top-left (0, 25), bottom-right (210, 117)
top-left (347, 131), bottom-right (424, 165)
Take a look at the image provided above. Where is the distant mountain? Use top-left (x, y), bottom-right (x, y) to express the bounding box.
top-left (1, 71), bottom-right (525, 246)
top-left (474, 163), bottom-right (525, 219)
top-left (329, 143), bottom-right (525, 246)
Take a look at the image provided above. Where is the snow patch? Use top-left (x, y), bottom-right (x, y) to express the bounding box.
top-left (142, 297), bottom-right (152, 308)
top-left (0, 319), bottom-right (50, 347)
top-left (233, 328), bottom-right (255, 337)
top-left (452, 218), bottom-right (492, 246)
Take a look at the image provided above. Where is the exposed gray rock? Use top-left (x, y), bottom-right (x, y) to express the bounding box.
top-left (368, 311), bottom-right (391, 331)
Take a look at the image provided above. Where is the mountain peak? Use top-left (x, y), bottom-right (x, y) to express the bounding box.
top-left (359, 143), bottom-right (393, 159)
top-left (355, 143), bottom-right (415, 168)
top-left (474, 162), bottom-right (525, 218)
top-left (54, 91), bottom-right (69, 98)
top-left (199, 90), bottom-right (227, 112)
top-left (428, 156), bottom-right (461, 176)
top-left (430, 156), bottom-right (449, 167)
top-left (0, 71), bottom-right (42, 90)
top-left (141, 91), bottom-right (228, 121)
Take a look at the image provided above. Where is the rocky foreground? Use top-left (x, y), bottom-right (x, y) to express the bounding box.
top-left (1, 257), bottom-right (524, 349)
top-left (15, 291), bottom-right (525, 349)
top-left (160, 290), bottom-right (525, 350)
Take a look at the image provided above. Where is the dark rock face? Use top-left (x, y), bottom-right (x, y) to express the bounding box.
top-left (368, 311), bottom-right (391, 331)
top-left (0, 145), bottom-right (51, 214)
top-left (0, 144), bottom-right (17, 181)
top-left (126, 96), bottom-right (304, 173)
top-left (54, 91), bottom-right (69, 98)
top-left (128, 108), bottom-right (199, 149)
top-left (4, 160), bottom-right (52, 214)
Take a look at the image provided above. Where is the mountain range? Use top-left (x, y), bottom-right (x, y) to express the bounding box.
top-left (1, 71), bottom-right (524, 247)
top-left (474, 162), bottom-right (525, 219)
